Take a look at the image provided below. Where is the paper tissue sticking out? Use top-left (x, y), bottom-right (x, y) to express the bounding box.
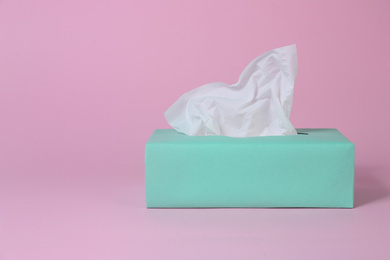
top-left (165, 44), bottom-right (298, 137)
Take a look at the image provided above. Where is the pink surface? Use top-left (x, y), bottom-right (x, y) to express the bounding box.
top-left (1, 0), bottom-right (390, 259)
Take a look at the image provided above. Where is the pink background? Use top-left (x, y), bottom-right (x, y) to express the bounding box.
top-left (1, 0), bottom-right (390, 259)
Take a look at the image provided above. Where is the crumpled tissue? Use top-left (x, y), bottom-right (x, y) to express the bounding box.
top-left (165, 44), bottom-right (298, 137)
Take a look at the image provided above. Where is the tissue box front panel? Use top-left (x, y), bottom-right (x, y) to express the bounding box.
top-left (145, 129), bottom-right (355, 208)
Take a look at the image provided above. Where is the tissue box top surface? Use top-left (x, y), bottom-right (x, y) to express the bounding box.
top-left (146, 128), bottom-right (353, 145)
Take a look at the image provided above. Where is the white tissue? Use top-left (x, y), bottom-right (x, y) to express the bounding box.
top-left (165, 44), bottom-right (298, 137)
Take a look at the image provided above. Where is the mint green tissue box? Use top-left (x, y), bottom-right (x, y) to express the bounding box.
top-left (145, 129), bottom-right (355, 208)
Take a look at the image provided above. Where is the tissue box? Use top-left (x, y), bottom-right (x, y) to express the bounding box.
top-left (145, 129), bottom-right (355, 208)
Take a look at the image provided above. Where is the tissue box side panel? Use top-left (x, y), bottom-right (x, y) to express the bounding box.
top-left (145, 129), bottom-right (354, 208)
